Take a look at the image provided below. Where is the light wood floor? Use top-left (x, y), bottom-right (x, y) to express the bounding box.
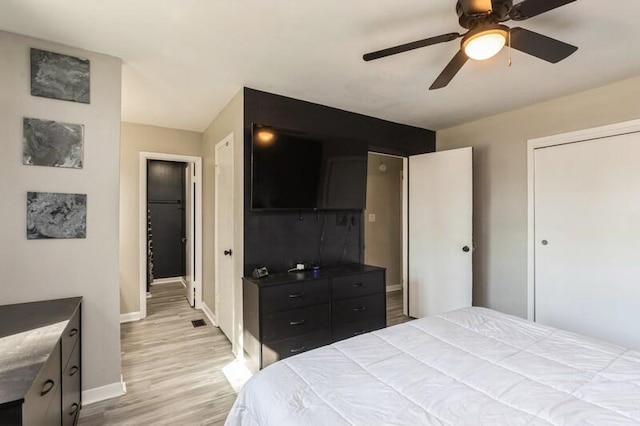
top-left (79, 283), bottom-right (409, 425)
top-left (79, 282), bottom-right (238, 425)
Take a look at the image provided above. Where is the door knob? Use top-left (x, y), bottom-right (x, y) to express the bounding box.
top-left (224, 249), bottom-right (233, 256)
top-left (462, 246), bottom-right (470, 252)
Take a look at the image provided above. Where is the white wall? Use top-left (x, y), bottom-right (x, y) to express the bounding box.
top-left (0, 31), bottom-right (122, 392)
top-left (202, 90), bottom-right (244, 354)
top-left (119, 122), bottom-right (203, 315)
top-left (437, 76), bottom-right (640, 318)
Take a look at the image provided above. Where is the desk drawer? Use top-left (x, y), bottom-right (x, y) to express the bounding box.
top-left (22, 341), bottom-right (61, 426)
top-left (61, 308), bottom-right (80, 367)
top-left (331, 272), bottom-right (384, 300)
top-left (333, 317), bottom-right (386, 342)
top-left (332, 293), bottom-right (385, 324)
top-left (261, 329), bottom-right (330, 368)
top-left (261, 279), bottom-right (329, 313)
top-left (263, 304), bottom-right (329, 343)
top-left (62, 340), bottom-right (81, 426)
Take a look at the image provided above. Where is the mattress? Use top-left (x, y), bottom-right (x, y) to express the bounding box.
top-left (226, 307), bottom-right (640, 425)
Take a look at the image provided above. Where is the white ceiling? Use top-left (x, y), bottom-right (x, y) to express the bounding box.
top-left (2, 0), bottom-right (639, 132)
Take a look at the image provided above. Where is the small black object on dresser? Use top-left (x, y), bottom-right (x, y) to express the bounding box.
top-left (0, 297), bottom-right (82, 426)
top-left (243, 264), bottom-right (386, 370)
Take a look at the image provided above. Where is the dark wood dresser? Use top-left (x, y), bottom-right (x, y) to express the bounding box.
top-left (243, 264), bottom-right (386, 370)
top-left (0, 297), bottom-right (82, 426)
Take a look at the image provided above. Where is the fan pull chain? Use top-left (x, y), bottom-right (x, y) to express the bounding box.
top-left (508, 29), bottom-right (512, 67)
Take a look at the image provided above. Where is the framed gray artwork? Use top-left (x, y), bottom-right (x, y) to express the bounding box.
top-left (27, 192), bottom-right (87, 239)
top-left (30, 48), bottom-right (90, 104)
top-left (23, 118), bottom-right (84, 168)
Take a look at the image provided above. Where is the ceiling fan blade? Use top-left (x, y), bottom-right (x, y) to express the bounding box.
top-left (461, 0), bottom-right (493, 14)
top-left (509, 0), bottom-right (576, 21)
top-left (510, 27), bottom-right (577, 63)
top-left (429, 50), bottom-right (469, 90)
top-left (363, 33), bottom-right (460, 61)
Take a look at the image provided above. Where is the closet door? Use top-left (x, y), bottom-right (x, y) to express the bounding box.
top-left (409, 147), bottom-right (473, 318)
top-left (534, 133), bottom-right (640, 349)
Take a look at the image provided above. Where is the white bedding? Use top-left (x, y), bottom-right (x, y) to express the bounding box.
top-left (226, 307), bottom-right (640, 425)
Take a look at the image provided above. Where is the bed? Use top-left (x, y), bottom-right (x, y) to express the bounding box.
top-left (226, 307), bottom-right (640, 425)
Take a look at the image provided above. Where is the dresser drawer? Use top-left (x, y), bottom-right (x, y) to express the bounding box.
top-left (261, 329), bottom-right (330, 368)
top-left (262, 304), bottom-right (329, 343)
top-left (62, 340), bottom-right (81, 426)
top-left (22, 341), bottom-right (61, 426)
top-left (61, 308), bottom-right (80, 367)
top-left (332, 293), bottom-right (385, 324)
top-left (331, 272), bottom-right (384, 300)
top-left (332, 316), bottom-right (386, 342)
top-left (261, 279), bottom-right (329, 313)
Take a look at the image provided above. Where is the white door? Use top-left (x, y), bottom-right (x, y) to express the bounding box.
top-left (215, 137), bottom-right (235, 341)
top-left (408, 147), bottom-right (473, 318)
top-left (534, 133), bottom-right (640, 349)
top-left (185, 163), bottom-right (195, 307)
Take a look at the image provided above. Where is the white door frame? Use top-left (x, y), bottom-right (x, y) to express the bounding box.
top-left (214, 134), bottom-right (235, 339)
top-left (526, 118), bottom-right (640, 321)
top-left (139, 151), bottom-right (203, 319)
top-left (366, 152), bottom-right (409, 315)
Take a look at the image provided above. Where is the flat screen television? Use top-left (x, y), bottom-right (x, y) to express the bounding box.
top-left (251, 124), bottom-right (368, 211)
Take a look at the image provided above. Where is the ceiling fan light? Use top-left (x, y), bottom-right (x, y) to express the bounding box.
top-left (462, 27), bottom-right (508, 61)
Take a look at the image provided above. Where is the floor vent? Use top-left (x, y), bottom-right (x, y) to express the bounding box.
top-left (191, 319), bottom-right (207, 328)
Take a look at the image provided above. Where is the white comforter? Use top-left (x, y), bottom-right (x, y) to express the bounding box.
top-left (226, 307), bottom-right (640, 425)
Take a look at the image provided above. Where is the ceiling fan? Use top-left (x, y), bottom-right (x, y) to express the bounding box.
top-left (363, 0), bottom-right (578, 90)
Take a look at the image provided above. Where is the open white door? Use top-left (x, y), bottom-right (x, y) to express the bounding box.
top-left (185, 163), bottom-right (195, 307)
top-left (215, 136), bottom-right (235, 341)
top-left (408, 147), bottom-right (473, 318)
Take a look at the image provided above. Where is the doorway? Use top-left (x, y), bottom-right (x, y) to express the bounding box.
top-left (147, 160), bottom-right (187, 283)
top-left (139, 152), bottom-right (203, 319)
top-left (365, 152), bottom-right (408, 324)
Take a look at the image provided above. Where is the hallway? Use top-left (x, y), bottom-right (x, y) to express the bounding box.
top-left (79, 282), bottom-right (242, 425)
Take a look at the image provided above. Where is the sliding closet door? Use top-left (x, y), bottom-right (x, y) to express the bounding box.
top-left (534, 133), bottom-right (640, 349)
top-left (409, 147), bottom-right (473, 318)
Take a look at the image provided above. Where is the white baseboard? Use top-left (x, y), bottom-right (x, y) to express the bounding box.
top-left (82, 377), bottom-right (126, 405)
top-left (201, 302), bottom-right (218, 327)
top-left (386, 284), bottom-right (402, 293)
top-left (180, 276), bottom-right (187, 288)
top-left (120, 311), bottom-right (143, 323)
top-left (151, 277), bottom-right (183, 285)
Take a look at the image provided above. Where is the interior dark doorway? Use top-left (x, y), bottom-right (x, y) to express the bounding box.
top-left (147, 160), bottom-right (187, 283)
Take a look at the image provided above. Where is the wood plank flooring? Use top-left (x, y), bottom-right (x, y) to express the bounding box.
top-left (79, 283), bottom-right (409, 425)
top-left (386, 289), bottom-right (411, 326)
top-left (79, 282), bottom-right (239, 425)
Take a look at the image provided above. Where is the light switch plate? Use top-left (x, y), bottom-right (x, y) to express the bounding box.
top-left (368, 213), bottom-right (376, 222)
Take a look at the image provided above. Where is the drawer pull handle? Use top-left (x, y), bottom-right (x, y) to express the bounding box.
top-left (69, 366), bottom-right (79, 376)
top-left (352, 283), bottom-right (364, 288)
top-left (290, 345), bottom-right (306, 354)
top-left (353, 306), bottom-right (367, 312)
top-left (70, 403), bottom-right (79, 415)
top-left (289, 293), bottom-right (304, 299)
top-left (40, 379), bottom-right (55, 396)
top-left (289, 319), bottom-right (306, 326)
top-left (69, 328), bottom-right (79, 337)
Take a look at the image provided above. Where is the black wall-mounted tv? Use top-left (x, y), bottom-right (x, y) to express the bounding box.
top-left (251, 124), bottom-right (368, 211)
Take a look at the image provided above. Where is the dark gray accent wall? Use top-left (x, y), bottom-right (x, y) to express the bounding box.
top-left (243, 87), bottom-right (435, 275)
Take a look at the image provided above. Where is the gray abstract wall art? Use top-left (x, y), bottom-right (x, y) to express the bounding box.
top-left (27, 192), bottom-right (87, 239)
top-left (30, 48), bottom-right (90, 104)
top-left (23, 118), bottom-right (84, 168)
